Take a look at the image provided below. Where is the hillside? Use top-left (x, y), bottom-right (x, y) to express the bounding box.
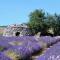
top-left (0, 26), bottom-right (7, 35)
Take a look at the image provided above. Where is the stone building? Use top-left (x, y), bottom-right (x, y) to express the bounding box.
top-left (3, 24), bottom-right (31, 37)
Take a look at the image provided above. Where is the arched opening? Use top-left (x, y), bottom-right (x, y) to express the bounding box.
top-left (15, 32), bottom-right (20, 36)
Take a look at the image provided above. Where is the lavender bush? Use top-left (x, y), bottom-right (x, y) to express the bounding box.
top-left (0, 36), bottom-right (60, 60)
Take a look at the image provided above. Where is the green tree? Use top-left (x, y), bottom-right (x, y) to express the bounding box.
top-left (28, 9), bottom-right (46, 35)
top-left (28, 9), bottom-right (60, 36)
top-left (54, 14), bottom-right (60, 35)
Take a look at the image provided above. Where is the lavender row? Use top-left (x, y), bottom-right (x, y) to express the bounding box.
top-left (0, 36), bottom-right (60, 60)
top-left (0, 36), bottom-right (42, 60)
top-left (38, 36), bottom-right (60, 47)
top-left (34, 42), bottom-right (60, 60)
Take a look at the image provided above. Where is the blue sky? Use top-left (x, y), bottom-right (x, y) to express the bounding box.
top-left (0, 0), bottom-right (60, 25)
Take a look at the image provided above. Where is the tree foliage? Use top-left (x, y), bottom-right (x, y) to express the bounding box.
top-left (28, 9), bottom-right (46, 35)
top-left (28, 9), bottom-right (60, 36)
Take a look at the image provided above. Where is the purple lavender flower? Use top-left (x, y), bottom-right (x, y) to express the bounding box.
top-left (0, 52), bottom-right (11, 60)
top-left (34, 42), bottom-right (60, 60)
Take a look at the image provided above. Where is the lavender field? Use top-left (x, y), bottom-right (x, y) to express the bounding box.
top-left (0, 36), bottom-right (60, 60)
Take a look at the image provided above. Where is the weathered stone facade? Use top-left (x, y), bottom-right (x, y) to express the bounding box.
top-left (3, 24), bottom-right (30, 37)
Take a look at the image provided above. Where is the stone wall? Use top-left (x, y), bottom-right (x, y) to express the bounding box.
top-left (3, 24), bottom-right (30, 37)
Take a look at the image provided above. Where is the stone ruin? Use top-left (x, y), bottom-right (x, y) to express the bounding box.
top-left (3, 24), bottom-right (31, 37)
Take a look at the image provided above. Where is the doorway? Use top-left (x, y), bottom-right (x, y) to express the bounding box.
top-left (15, 32), bottom-right (20, 36)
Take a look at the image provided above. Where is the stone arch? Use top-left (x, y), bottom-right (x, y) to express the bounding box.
top-left (15, 32), bottom-right (20, 36)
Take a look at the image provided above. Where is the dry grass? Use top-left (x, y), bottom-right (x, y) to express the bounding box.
top-left (4, 50), bottom-right (20, 60)
top-left (9, 41), bottom-right (24, 46)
